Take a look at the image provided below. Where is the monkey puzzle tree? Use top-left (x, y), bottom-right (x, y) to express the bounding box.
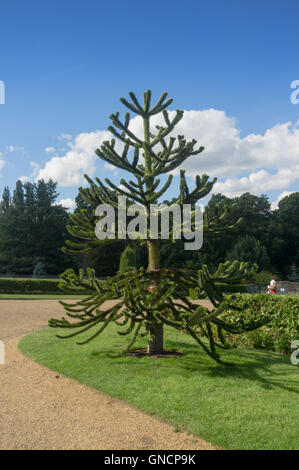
top-left (49, 90), bottom-right (271, 362)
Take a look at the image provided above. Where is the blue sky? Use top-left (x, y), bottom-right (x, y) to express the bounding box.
top-left (1, 0), bottom-right (299, 209)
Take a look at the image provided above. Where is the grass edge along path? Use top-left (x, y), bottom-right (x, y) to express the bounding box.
top-left (18, 324), bottom-right (299, 450)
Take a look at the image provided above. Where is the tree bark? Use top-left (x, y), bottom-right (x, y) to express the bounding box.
top-left (143, 114), bottom-right (164, 354)
top-left (147, 239), bottom-right (164, 354)
top-left (147, 323), bottom-right (164, 354)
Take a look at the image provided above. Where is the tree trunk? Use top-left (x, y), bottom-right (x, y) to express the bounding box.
top-left (147, 239), bottom-right (164, 354)
top-left (147, 323), bottom-right (164, 354)
top-left (143, 113), bottom-right (164, 354)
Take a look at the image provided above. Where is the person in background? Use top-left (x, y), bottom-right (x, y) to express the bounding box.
top-left (267, 277), bottom-right (277, 294)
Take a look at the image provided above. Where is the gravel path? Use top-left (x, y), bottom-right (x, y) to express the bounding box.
top-left (0, 300), bottom-right (216, 450)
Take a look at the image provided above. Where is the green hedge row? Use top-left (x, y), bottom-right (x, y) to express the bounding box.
top-left (0, 277), bottom-right (247, 296)
top-left (0, 278), bottom-right (65, 294)
top-left (188, 283), bottom-right (247, 298)
top-left (216, 283), bottom-right (247, 294)
top-left (217, 294), bottom-right (299, 353)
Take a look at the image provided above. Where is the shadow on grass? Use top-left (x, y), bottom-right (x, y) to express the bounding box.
top-left (174, 337), bottom-right (298, 393)
top-left (89, 335), bottom-right (299, 395)
top-left (27, 326), bottom-right (299, 396)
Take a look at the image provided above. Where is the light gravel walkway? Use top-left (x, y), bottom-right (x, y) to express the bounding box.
top-left (0, 300), bottom-right (216, 450)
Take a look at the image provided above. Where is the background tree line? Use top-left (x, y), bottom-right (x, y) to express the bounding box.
top-left (1, 179), bottom-right (299, 280)
top-left (158, 192), bottom-right (299, 280)
top-left (0, 179), bottom-right (73, 275)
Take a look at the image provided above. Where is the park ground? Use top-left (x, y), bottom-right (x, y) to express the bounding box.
top-left (0, 299), bottom-right (215, 450)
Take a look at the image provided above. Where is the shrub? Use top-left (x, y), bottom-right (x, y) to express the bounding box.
top-left (226, 235), bottom-right (270, 270)
top-left (119, 246), bottom-right (137, 273)
top-left (217, 293), bottom-right (299, 353)
top-left (189, 283), bottom-right (247, 298)
top-left (216, 283), bottom-right (247, 294)
top-left (0, 278), bottom-right (65, 294)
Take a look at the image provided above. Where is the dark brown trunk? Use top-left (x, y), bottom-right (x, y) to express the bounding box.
top-left (147, 323), bottom-right (164, 354)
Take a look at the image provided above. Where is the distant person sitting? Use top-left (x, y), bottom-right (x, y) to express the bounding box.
top-left (267, 277), bottom-right (277, 294)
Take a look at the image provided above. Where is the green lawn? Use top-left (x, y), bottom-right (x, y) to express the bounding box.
top-left (18, 324), bottom-right (299, 450)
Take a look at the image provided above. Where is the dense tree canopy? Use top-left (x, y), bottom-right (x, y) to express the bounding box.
top-left (226, 235), bottom-right (270, 269)
top-left (277, 193), bottom-right (299, 267)
top-left (158, 191), bottom-right (298, 277)
top-left (0, 177), bottom-right (298, 279)
top-left (0, 179), bottom-right (73, 275)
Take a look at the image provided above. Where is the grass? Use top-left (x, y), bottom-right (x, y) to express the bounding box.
top-left (0, 294), bottom-right (87, 299)
top-left (18, 324), bottom-right (299, 450)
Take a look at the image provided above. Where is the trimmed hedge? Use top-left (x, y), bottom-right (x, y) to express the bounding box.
top-left (0, 278), bottom-right (64, 295)
top-left (218, 293), bottom-right (299, 353)
top-left (188, 283), bottom-right (247, 298)
top-left (216, 283), bottom-right (247, 294)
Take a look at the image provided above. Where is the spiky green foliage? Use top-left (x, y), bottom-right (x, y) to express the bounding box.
top-left (62, 90), bottom-right (241, 256)
top-left (50, 90), bottom-right (269, 362)
top-left (49, 261), bottom-right (269, 363)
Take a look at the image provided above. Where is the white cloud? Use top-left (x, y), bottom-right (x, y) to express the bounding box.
top-left (104, 163), bottom-right (116, 170)
top-left (25, 108), bottom-right (299, 199)
top-left (57, 133), bottom-right (72, 141)
top-left (271, 191), bottom-right (294, 210)
top-left (213, 167), bottom-right (299, 198)
top-left (33, 130), bottom-right (112, 186)
top-left (45, 147), bottom-right (56, 153)
top-left (128, 109), bottom-right (241, 177)
top-left (128, 110), bottom-right (299, 179)
top-left (0, 146), bottom-right (24, 176)
top-left (129, 110), bottom-right (299, 199)
top-left (18, 175), bottom-right (30, 184)
top-left (6, 145), bottom-right (24, 153)
top-left (56, 198), bottom-right (76, 211)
